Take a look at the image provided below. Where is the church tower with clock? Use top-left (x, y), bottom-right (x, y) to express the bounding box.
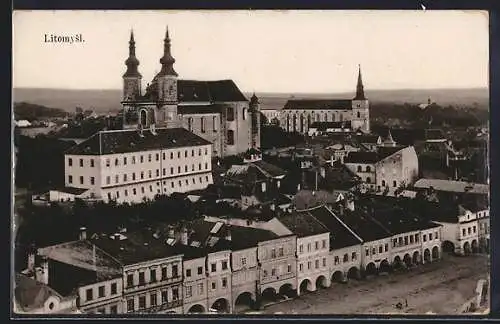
top-left (122, 31), bottom-right (142, 102)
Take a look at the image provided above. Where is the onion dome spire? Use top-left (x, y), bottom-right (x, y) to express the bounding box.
top-left (158, 26), bottom-right (178, 77)
top-left (354, 64), bottom-right (366, 100)
top-left (250, 92), bottom-right (259, 104)
top-left (123, 30), bottom-right (142, 78)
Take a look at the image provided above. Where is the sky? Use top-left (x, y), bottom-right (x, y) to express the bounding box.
top-left (13, 10), bottom-right (489, 93)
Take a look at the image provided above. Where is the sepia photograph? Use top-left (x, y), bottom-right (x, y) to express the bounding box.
top-left (12, 10), bottom-right (490, 316)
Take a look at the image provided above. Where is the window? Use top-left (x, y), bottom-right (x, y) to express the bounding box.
top-left (213, 116), bottom-right (217, 132)
top-left (473, 226), bottom-right (476, 233)
top-left (468, 227), bottom-right (471, 235)
top-left (123, 174), bottom-right (128, 182)
top-left (372, 247), bottom-right (376, 255)
top-left (222, 277), bottom-right (228, 288)
top-left (462, 228), bottom-right (466, 236)
top-left (379, 245), bottom-right (383, 253)
top-left (139, 296), bottom-right (146, 309)
top-left (185, 165), bottom-right (188, 172)
top-left (161, 290), bottom-right (168, 304)
top-left (198, 266), bottom-right (203, 275)
top-left (212, 282), bottom-right (216, 290)
top-left (352, 252), bottom-right (357, 260)
top-left (86, 288), bottom-right (93, 301)
top-left (201, 117), bottom-right (206, 133)
top-left (307, 243), bottom-right (311, 252)
top-left (132, 156), bottom-right (136, 164)
top-left (150, 293), bottom-right (157, 306)
top-left (68, 175), bottom-right (73, 184)
top-left (410, 235), bottom-right (414, 244)
top-left (148, 154), bottom-right (152, 162)
top-left (365, 249), bottom-right (369, 256)
top-left (124, 189), bottom-right (128, 196)
top-left (198, 283), bottom-right (204, 294)
top-left (90, 159), bottom-right (95, 167)
top-left (172, 288), bottom-right (179, 300)
top-left (111, 283), bottom-right (117, 295)
top-left (222, 261), bottom-right (228, 270)
top-left (98, 286), bottom-right (105, 298)
top-left (110, 305), bottom-right (118, 314)
top-left (404, 236), bottom-right (408, 245)
top-left (156, 169), bottom-right (159, 177)
top-left (140, 155), bottom-right (144, 163)
top-left (211, 263), bottom-right (216, 272)
top-left (415, 234), bottom-right (419, 242)
top-left (398, 237), bottom-right (403, 246)
top-left (148, 170), bottom-right (152, 178)
top-left (68, 158), bottom-right (73, 166)
top-left (123, 157), bottom-right (127, 165)
top-left (132, 173), bottom-right (136, 180)
top-left (322, 240), bottom-right (326, 249)
top-left (139, 272), bottom-right (145, 285)
top-left (299, 263), bottom-right (303, 271)
top-left (227, 107), bottom-right (235, 121)
top-left (385, 243), bottom-right (389, 252)
top-left (127, 298), bottom-right (134, 312)
top-left (334, 256), bottom-right (340, 265)
top-left (272, 268), bottom-right (277, 276)
top-left (178, 166), bottom-right (181, 173)
top-left (357, 165), bottom-right (362, 172)
top-left (115, 175), bottom-right (119, 184)
top-left (435, 231), bottom-right (439, 239)
top-left (227, 130), bottom-right (235, 145)
top-left (315, 260), bottom-right (319, 269)
top-left (299, 245), bottom-right (303, 253)
top-left (161, 267), bottom-right (167, 280)
top-left (278, 247), bottom-right (284, 257)
top-left (106, 159), bottom-right (110, 167)
top-left (322, 258), bottom-right (327, 267)
top-left (79, 176), bottom-right (84, 184)
top-left (393, 180), bottom-right (397, 188)
top-left (344, 253), bottom-right (349, 262)
top-left (307, 262), bottom-right (311, 270)
top-left (315, 241), bottom-right (319, 250)
top-left (150, 269), bottom-right (157, 282)
top-left (423, 234), bottom-right (427, 242)
top-left (186, 269), bottom-right (192, 277)
top-left (271, 249), bottom-right (276, 258)
top-left (133, 188), bottom-right (136, 195)
top-left (186, 286), bottom-right (192, 298)
top-left (172, 265), bottom-right (178, 277)
top-left (140, 171), bottom-right (144, 179)
top-left (429, 233), bottom-right (433, 240)
top-left (366, 166), bottom-right (371, 172)
top-left (79, 159), bottom-right (84, 167)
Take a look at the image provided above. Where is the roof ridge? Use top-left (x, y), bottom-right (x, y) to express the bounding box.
top-left (324, 206), bottom-right (364, 244)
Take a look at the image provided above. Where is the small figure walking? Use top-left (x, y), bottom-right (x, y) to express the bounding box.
top-left (405, 299), bottom-right (408, 307)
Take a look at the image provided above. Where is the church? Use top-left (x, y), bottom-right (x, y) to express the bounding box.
top-left (121, 28), bottom-right (261, 158)
top-left (280, 65), bottom-right (370, 134)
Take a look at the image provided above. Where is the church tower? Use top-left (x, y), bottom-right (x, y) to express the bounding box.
top-left (351, 65), bottom-right (370, 133)
top-left (122, 30), bottom-right (142, 101)
top-left (249, 93), bottom-right (261, 149)
top-left (155, 26), bottom-right (179, 128)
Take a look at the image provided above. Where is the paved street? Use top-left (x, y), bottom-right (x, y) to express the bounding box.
top-left (261, 254), bottom-right (489, 315)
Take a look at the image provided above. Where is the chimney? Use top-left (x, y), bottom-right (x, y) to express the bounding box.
top-left (225, 228), bottom-right (232, 241)
top-left (168, 226), bottom-right (175, 238)
top-left (79, 227), bottom-right (87, 241)
top-left (330, 156), bottom-right (334, 167)
top-left (320, 167), bottom-right (326, 178)
top-left (180, 227), bottom-right (188, 245)
top-left (40, 256), bottom-right (49, 285)
top-left (27, 244), bottom-right (36, 273)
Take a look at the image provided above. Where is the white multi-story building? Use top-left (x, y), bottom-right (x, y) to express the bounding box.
top-left (63, 127), bottom-right (213, 204)
top-left (279, 207), bottom-right (331, 295)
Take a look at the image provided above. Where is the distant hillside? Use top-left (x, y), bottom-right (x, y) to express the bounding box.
top-left (13, 87), bottom-right (488, 113)
top-left (14, 102), bottom-right (68, 121)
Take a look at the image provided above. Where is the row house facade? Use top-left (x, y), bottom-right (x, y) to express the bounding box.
top-left (279, 207), bottom-right (331, 295)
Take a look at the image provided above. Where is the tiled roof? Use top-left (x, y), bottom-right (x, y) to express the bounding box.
top-left (178, 104), bottom-right (223, 115)
top-left (305, 206), bottom-right (363, 249)
top-left (66, 128), bottom-right (212, 155)
top-left (38, 240), bottom-right (122, 283)
top-left (344, 146), bottom-right (403, 164)
top-left (414, 179), bottom-right (489, 195)
top-left (227, 225), bottom-right (279, 251)
top-left (279, 208), bottom-right (330, 237)
top-left (15, 273), bottom-right (64, 312)
top-left (370, 206), bottom-right (440, 234)
top-left (332, 205), bottom-right (392, 242)
top-left (356, 134), bottom-right (381, 144)
top-left (142, 79), bottom-right (248, 103)
top-left (50, 187), bottom-right (88, 195)
top-left (283, 99), bottom-right (353, 111)
top-left (225, 160), bottom-right (286, 183)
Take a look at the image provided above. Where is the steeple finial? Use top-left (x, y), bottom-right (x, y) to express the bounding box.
top-left (157, 25), bottom-right (178, 77)
top-left (123, 29), bottom-right (141, 78)
top-left (354, 64), bottom-right (366, 100)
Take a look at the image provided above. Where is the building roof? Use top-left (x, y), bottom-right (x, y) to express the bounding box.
top-left (50, 187), bottom-right (88, 196)
top-left (227, 225), bottom-right (280, 251)
top-left (66, 127), bottom-right (211, 155)
top-left (425, 129), bottom-right (446, 141)
top-left (38, 240), bottom-right (122, 283)
top-left (283, 99), bottom-right (353, 111)
top-left (225, 160), bottom-right (286, 183)
top-left (178, 104), bottom-right (223, 115)
top-left (141, 79), bottom-right (248, 103)
top-left (279, 208), bottom-right (330, 238)
top-left (370, 206), bottom-right (441, 234)
top-left (309, 121), bottom-right (352, 130)
top-left (305, 206), bottom-right (363, 249)
top-left (356, 134), bottom-right (381, 144)
top-left (344, 146), bottom-right (404, 164)
top-left (90, 230), bottom-right (184, 266)
top-left (414, 178), bottom-right (489, 195)
top-left (15, 273), bottom-right (65, 312)
top-left (332, 205), bottom-right (392, 242)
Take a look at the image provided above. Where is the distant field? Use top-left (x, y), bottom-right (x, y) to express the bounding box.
top-left (13, 87), bottom-right (488, 113)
